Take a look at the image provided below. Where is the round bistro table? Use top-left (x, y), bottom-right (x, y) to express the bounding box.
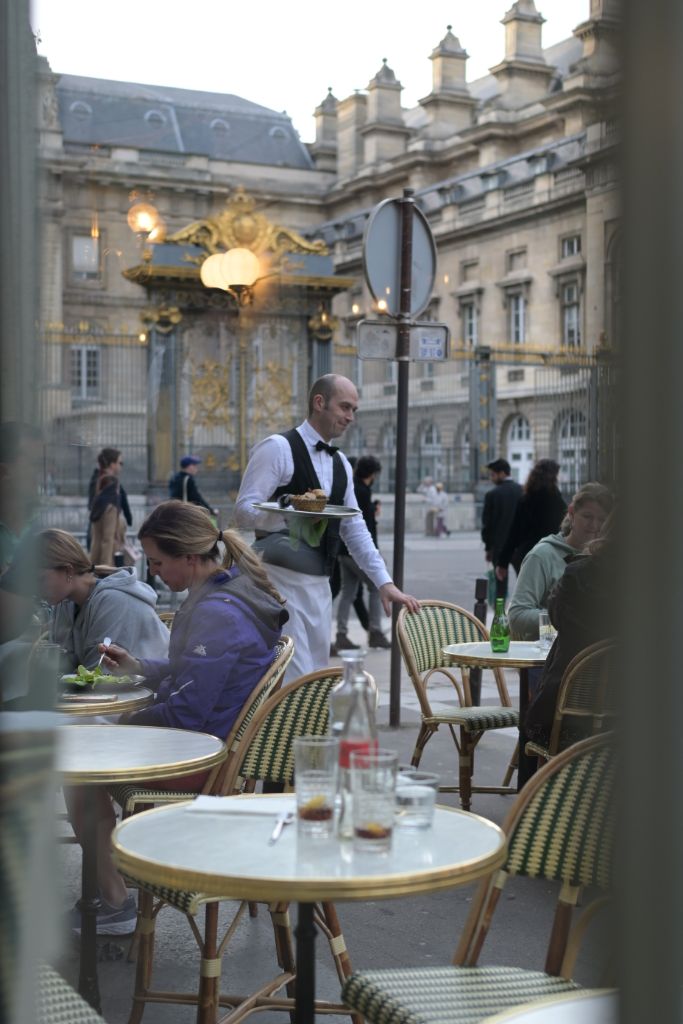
top-left (56, 680), bottom-right (154, 716)
top-left (57, 723), bottom-right (227, 1013)
top-left (442, 641), bottom-right (549, 790)
top-left (112, 792), bottom-right (506, 1024)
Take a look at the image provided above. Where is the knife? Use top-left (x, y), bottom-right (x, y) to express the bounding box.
top-left (268, 809), bottom-right (294, 845)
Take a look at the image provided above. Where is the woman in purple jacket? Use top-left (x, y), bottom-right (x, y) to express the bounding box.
top-left (67, 501), bottom-right (288, 936)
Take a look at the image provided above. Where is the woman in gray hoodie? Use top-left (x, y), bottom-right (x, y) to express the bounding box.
top-left (39, 529), bottom-right (169, 670)
top-left (507, 483), bottom-right (613, 641)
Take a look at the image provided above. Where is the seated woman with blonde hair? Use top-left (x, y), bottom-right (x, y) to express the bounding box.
top-left (67, 501), bottom-right (289, 936)
top-left (39, 528), bottom-right (169, 670)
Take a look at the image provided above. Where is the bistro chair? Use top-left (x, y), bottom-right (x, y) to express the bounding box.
top-left (342, 733), bottom-right (615, 1024)
top-left (123, 666), bottom-right (364, 1024)
top-left (108, 635), bottom-right (294, 817)
top-left (157, 611), bottom-right (175, 630)
top-left (525, 641), bottom-right (615, 764)
top-left (37, 964), bottom-right (105, 1024)
top-left (397, 601), bottom-right (519, 811)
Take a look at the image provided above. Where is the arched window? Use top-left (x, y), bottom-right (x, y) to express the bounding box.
top-left (144, 109), bottom-right (166, 128)
top-left (69, 100), bottom-right (92, 121)
top-left (506, 415), bottom-right (534, 483)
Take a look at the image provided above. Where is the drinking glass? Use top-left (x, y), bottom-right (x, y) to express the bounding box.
top-left (350, 748), bottom-right (398, 853)
top-left (537, 610), bottom-right (557, 651)
top-left (294, 736), bottom-right (339, 839)
top-left (395, 770), bottom-right (440, 829)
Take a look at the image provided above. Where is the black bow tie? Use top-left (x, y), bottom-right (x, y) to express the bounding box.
top-left (315, 440), bottom-right (339, 456)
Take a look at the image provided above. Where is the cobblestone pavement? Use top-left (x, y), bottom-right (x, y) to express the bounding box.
top-left (54, 533), bottom-right (607, 1022)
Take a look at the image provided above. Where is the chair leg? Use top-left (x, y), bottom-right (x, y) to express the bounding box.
top-left (197, 902), bottom-right (221, 1024)
top-left (502, 740), bottom-right (519, 787)
top-left (128, 889), bottom-right (155, 1024)
top-left (411, 722), bottom-right (436, 769)
top-left (268, 901), bottom-right (297, 1012)
top-left (248, 901), bottom-right (259, 918)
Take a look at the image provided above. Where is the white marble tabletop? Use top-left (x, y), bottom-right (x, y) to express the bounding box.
top-left (111, 793), bottom-right (506, 903)
top-left (442, 640), bottom-right (549, 669)
top-left (56, 723), bottom-right (226, 785)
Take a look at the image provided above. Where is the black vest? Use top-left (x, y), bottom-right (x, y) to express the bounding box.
top-left (257, 428), bottom-right (346, 576)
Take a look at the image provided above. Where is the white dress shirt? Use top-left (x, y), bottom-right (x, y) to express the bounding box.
top-left (234, 421), bottom-right (391, 589)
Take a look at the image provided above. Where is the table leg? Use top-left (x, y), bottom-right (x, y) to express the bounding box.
top-left (517, 668), bottom-right (536, 791)
top-left (78, 786), bottom-right (102, 1011)
top-left (295, 901), bottom-right (317, 1024)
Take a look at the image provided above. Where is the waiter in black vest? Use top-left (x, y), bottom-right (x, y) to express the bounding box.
top-left (235, 374), bottom-right (419, 682)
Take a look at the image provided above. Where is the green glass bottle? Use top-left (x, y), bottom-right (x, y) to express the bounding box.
top-left (490, 597), bottom-right (511, 653)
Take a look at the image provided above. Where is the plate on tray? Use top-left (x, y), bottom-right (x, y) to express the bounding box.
top-left (252, 501), bottom-right (360, 520)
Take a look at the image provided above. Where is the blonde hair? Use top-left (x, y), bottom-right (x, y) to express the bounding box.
top-left (37, 528), bottom-right (116, 577)
top-left (560, 482), bottom-right (613, 536)
top-left (138, 500), bottom-right (285, 605)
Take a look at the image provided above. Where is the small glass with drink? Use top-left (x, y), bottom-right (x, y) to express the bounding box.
top-left (395, 770), bottom-right (440, 829)
top-left (537, 610), bottom-right (557, 652)
top-left (294, 736), bottom-right (339, 840)
top-left (350, 748), bottom-right (398, 853)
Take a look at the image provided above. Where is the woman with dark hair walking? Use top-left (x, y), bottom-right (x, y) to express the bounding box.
top-left (496, 458), bottom-right (567, 582)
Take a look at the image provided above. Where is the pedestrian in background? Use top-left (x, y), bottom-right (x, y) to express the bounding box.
top-left (87, 448), bottom-right (131, 549)
top-left (168, 455), bottom-right (218, 518)
top-left (417, 476), bottom-right (437, 536)
top-left (89, 474), bottom-right (130, 567)
top-left (335, 454), bottom-right (391, 651)
top-left (432, 481), bottom-right (451, 537)
top-left (496, 458), bottom-right (566, 583)
top-left (481, 458), bottom-right (523, 600)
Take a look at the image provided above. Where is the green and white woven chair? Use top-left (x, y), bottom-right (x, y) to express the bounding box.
top-left (397, 601), bottom-right (519, 810)
top-left (37, 964), bottom-right (105, 1023)
top-left (108, 634), bottom-right (294, 816)
top-left (124, 667), bottom-right (363, 1024)
top-left (341, 734), bottom-right (615, 1024)
top-left (525, 641), bottom-right (615, 763)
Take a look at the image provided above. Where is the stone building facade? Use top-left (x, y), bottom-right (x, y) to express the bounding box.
top-left (35, 0), bottom-right (619, 503)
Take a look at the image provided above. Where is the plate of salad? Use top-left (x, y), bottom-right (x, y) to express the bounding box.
top-left (60, 665), bottom-right (144, 690)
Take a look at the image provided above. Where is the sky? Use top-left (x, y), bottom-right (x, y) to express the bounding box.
top-left (31, 0), bottom-right (589, 143)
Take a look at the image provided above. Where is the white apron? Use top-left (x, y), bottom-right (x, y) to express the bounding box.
top-left (263, 564), bottom-right (331, 683)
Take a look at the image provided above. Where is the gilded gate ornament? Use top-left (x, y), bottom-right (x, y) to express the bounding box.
top-left (168, 187), bottom-right (328, 262)
top-left (189, 359), bottom-right (233, 433)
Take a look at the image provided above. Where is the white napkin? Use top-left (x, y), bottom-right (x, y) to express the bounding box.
top-left (185, 795), bottom-right (295, 816)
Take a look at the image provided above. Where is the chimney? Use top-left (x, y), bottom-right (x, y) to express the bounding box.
top-left (309, 88), bottom-right (338, 172)
top-left (489, 1), bottom-right (554, 109)
top-left (418, 26), bottom-right (477, 139)
top-left (361, 60), bottom-right (410, 165)
top-left (336, 91), bottom-right (367, 179)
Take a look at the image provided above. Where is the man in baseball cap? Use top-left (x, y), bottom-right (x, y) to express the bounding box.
top-left (168, 455), bottom-right (217, 515)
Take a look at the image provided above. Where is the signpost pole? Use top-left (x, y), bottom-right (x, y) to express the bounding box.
top-left (389, 187), bottom-right (415, 728)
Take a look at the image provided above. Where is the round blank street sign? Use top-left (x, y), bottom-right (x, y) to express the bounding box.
top-left (363, 198), bottom-right (437, 319)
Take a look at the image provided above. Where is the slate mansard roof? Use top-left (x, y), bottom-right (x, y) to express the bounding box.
top-left (55, 75), bottom-right (315, 169)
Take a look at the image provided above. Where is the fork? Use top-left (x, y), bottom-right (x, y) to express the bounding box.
top-left (96, 636), bottom-right (112, 670)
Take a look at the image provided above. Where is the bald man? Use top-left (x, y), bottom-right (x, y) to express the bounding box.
top-left (235, 374), bottom-right (419, 681)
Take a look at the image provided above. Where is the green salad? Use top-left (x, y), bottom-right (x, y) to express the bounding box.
top-left (61, 665), bottom-right (134, 687)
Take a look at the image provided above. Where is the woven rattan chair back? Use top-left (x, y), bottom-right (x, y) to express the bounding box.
top-left (397, 600), bottom-right (511, 712)
top-left (221, 667), bottom-right (375, 792)
top-left (211, 635), bottom-right (294, 794)
top-left (455, 733), bottom-right (614, 975)
top-left (157, 611), bottom-right (175, 630)
top-left (547, 641), bottom-right (615, 755)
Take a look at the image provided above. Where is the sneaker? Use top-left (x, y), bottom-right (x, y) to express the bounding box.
top-left (71, 894), bottom-right (137, 936)
top-left (368, 631), bottom-right (392, 650)
top-left (335, 633), bottom-right (360, 650)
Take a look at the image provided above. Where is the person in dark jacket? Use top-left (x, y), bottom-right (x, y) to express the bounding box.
top-left (496, 458), bottom-right (566, 582)
top-left (168, 454), bottom-right (217, 515)
top-left (65, 501), bottom-right (288, 935)
top-left (525, 527), bottom-right (616, 749)
top-left (481, 458), bottom-right (523, 600)
top-left (335, 454), bottom-right (391, 650)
